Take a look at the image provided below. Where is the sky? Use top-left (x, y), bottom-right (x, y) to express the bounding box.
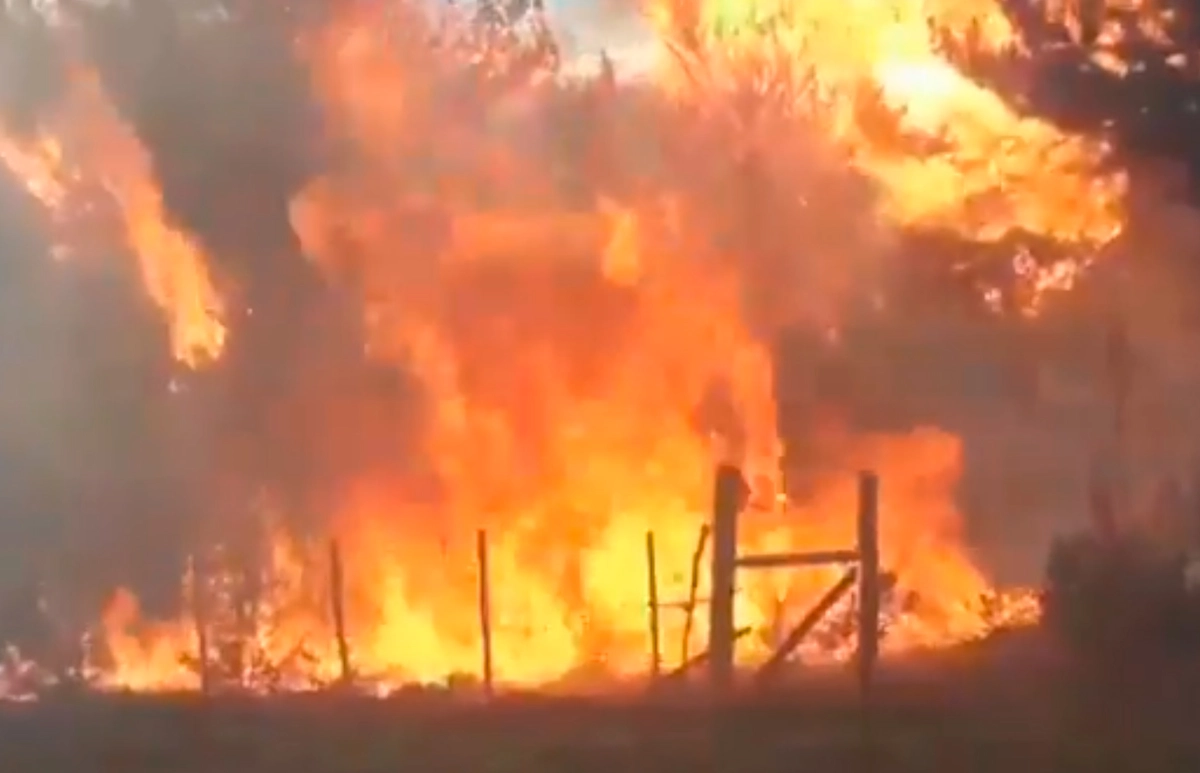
top-left (540, 0), bottom-right (657, 73)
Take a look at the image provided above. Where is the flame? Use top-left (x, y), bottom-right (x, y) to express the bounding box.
top-left (0, 1), bottom-right (1102, 697)
top-left (0, 71), bottom-right (225, 367)
top-left (92, 588), bottom-right (197, 693)
top-left (651, 0), bottom-right (1127, 313)
top-left (0, 133), bottom-right (72, 211)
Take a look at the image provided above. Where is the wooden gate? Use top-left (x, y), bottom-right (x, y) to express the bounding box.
top-left (706, 464), bottom-right (881, 693)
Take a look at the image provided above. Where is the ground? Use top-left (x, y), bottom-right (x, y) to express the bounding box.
top-left (2, 633), bottom-right (1198, 773)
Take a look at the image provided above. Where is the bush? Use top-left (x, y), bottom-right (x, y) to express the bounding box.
top-left (1043, 532), bottom-right (1200, 663)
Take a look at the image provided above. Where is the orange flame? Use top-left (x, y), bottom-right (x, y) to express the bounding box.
top-left (0, 2), bottom-right (1089, 697)
top-left (651, 0), bottom-right (1127, 314)
top-left (0, 71), bottom-right (225, 366)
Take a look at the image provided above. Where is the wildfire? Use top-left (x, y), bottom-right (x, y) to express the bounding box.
top-left (2, 0), bottom-right (1133, 698)
top-left (0, 70), bottom-right (225, 366)
top-left (651, 0), bottom-right (1127, 314)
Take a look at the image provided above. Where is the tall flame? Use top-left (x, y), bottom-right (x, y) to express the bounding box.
top-left (0, 0), bottom-right (1117, 696)
top-left (0, 70), bottom-right (225, 366)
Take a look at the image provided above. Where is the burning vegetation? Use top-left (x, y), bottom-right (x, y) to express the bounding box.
top-left (1, 0), bottom-right (1196, 698)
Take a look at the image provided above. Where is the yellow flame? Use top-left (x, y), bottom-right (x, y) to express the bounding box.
top-left (0, 1), bottom-right (1083, 698)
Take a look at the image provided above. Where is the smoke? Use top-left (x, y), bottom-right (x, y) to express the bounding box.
top-left (0, 2), bottom-right (355, 639)
top-left (70, 1), bottom-right (393, 542)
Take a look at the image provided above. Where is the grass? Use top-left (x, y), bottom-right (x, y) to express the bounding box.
top-left (2, 632), bottom-right (1198, 773)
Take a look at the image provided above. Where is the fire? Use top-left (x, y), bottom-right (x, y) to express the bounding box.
top-left (0, 133), bottom-right (71, 211)
top-left (92, 588), bottom-right (197, 693)
top-left (0, 70), bottom-right (225, 366)
top-left (652, 0), bottom-right (1127, 312)
top-left (2, 0), bottom-right (1125, 697)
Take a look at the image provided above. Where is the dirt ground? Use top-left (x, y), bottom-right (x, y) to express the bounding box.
top-left (2, 635), bottom-right (1198, 773)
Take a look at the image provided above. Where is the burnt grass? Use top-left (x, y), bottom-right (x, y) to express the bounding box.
top-left (2, 633), bottom-right (1199, 773)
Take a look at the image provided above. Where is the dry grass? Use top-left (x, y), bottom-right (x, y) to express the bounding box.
top-left (2, 633), bottom-right (1198, 773)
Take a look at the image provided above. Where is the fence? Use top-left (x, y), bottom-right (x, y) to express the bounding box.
top-left (643, 466), bottom-right (882, 699)
top-left (186, 465), bottom-right (881, 700)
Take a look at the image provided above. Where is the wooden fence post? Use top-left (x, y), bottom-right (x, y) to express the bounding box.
top-left (856, 471), bottom-right (880, 704)
top-left (681, 524), bottom-right (710, 664)
top-left (709, 463), bottom-right (748, 692)
top-left (645, 530), bottom-right (662, 680)
top-left (329, 539), bottom-right (352, 685)
top-left (476, 528), bottom-right (495, 697)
